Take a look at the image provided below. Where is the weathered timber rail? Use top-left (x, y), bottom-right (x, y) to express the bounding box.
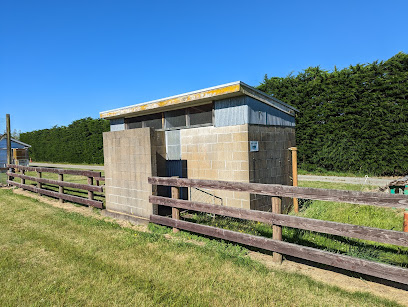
top-left (148, 177), bottom-right (408, 285)
top-left (7, 164), bottom-right (104, 208)
top-left (10, 172), bottom-right (103, 192)
top-left (149, 177), bottom-right (408, 209)
top-left (149, 196), bottom-right (408, 247)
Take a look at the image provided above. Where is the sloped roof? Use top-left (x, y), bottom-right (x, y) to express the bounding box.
top-left (0, 134), bottom-right (31, 148)
top-left (100, 81), bottom-right (298, 119)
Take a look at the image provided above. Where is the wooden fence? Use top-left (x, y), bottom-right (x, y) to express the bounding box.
top-left (148, 176), bottom-right (408, 285)
top-left (6, 164), bottom-right (104, 208)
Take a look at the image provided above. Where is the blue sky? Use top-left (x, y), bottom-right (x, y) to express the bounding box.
top-left (1, 0), bottom-right (407, 132)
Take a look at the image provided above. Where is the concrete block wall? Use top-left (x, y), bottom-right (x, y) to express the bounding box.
top-left (103, 128), bottom-right (158, 221)
top-left (248, 125), bottom-right (296, 212)
top-left (180, 125), bottom-right (251, 209)
top-left (103, 123), bottom-right (296, 220)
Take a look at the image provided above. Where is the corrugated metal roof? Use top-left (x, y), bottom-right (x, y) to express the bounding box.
top-left (100, 81), bottom-right (298, 119)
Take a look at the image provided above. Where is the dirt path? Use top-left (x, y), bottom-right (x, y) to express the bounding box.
top-left (10, 188), bottom-right (408, 306)
top-left (249, 252), bottom-right (408, 306)
top-left (30, 162), bottom-right (104, 171)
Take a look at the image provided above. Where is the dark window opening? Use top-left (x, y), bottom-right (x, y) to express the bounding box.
top-left (165, 109), bottom-right (186, 129)
top-left (127, 119), bottom-right (143, 129)
top-left (189, 104), bottom-right (213, 126)
top-left (143, 113), bottom-right (163, 129)
top-left (126, 113), bottom-right (163, 130)
top-left (126, 103), bottom-right (213, 131)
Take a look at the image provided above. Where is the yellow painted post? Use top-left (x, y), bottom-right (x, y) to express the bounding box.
top-left (289, 147), bottom-right (298, 213)
top-left (272, 196), bottom-right (282, 264)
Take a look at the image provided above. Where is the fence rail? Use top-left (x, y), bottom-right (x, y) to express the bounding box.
top-left (6, 164), bottom-right (104, 208)
top-left (148, 176), bottom-right (408, 285)
top-left (148, 177), bottom-right (408, 209)
top-left (9, 171), bottom-right (103, 192)
top-left (7, 164), bottom-right (103, 177)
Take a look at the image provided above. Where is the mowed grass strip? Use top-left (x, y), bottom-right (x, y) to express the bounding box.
top-left (186, 181), bottom-right (408, 267)
top-left (0, 189), bottom-right (401, 306)
top-left (0, 172), bottom-right (6, 185)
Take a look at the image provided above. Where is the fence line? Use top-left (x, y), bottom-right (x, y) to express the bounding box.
top-left (148, 176), bottom-right (408, 285)
top-left (7, 164), bottom-right (104, 208)
top-left (10, 172), bottom-right (103, 192)
top-left (148, 177), bottom-right (408, 209)
top-left (149, 196), bottom-right (408, 247)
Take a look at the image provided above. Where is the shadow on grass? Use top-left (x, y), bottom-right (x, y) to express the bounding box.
top-left (154, 217), bottom-right (408, 291)
top-left (14, 182), bottom-right (105, 208)
top-left (181, 212), bottom-right (408, 267)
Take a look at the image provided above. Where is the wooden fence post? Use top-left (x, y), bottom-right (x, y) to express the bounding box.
top-left (37, 171), bottom-right (42, 195)
top-left (404, 210), bottom-right (408, 233)
top-left (171, 185), bottom-right (180, 233)
top-left (272, 196), bottom-right (283, 264)
top-left (58, 173), bottom-right (64, 203)
top-left (87, 177), bottom-right (94, 202)
top-left (21, 169), bottom-right (25, 185)
top-left (289, 147), bottom-right (298, 213)
top-left (8, 167), bottom-right (14, 183)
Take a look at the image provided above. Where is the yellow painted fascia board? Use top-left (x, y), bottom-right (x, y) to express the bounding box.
top-left (99, 81), bottom-right (298, 119)
top-left (100, 82), bottom-right (241, 119)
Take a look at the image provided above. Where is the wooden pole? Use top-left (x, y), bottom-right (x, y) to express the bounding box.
top-left (87, 177), bottom-right (94, 202)
top-left (289, 147), bottom-right (299, 213)
top-left (20, 169), bottom-right (25, 185)
top-left (404, 211), bottom-right (408, 233)
top-left (6, 114), bottom-right (11, 185)
top-left (37, 171), bottom-right (42, 195)
top-left (272, 196), bottom-right (282, 263)
top-left (59, 173), bottom-right (64, 203)
top-left (171, 185), bottom-right (180, 233)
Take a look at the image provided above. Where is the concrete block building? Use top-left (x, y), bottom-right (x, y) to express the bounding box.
top-left (100, 81), bottom-right (297, 222)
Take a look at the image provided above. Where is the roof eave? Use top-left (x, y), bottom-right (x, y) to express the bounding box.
top-left (100, 81), bottom-right (298, 120)
top-left (100, 81), bottom-right (242, 119)
top-left (239, 82), bottom-right (298, 115)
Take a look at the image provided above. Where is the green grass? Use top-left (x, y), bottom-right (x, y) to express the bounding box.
top-left (183, 181), bottom-right (408, 268)
top-left (0, 189), bottom-right (401, 306)
top-left (298, 180), bottom-right (379, 191)
top-left (295, 181), bottom-right (407, 266)
top-left (0, 172), bottom-right (6, 185)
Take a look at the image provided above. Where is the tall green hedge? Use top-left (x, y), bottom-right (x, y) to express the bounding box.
top-left (258, 52), bottom-right (408, 176)
top-left (20, 117), bottom-right (110, 164)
